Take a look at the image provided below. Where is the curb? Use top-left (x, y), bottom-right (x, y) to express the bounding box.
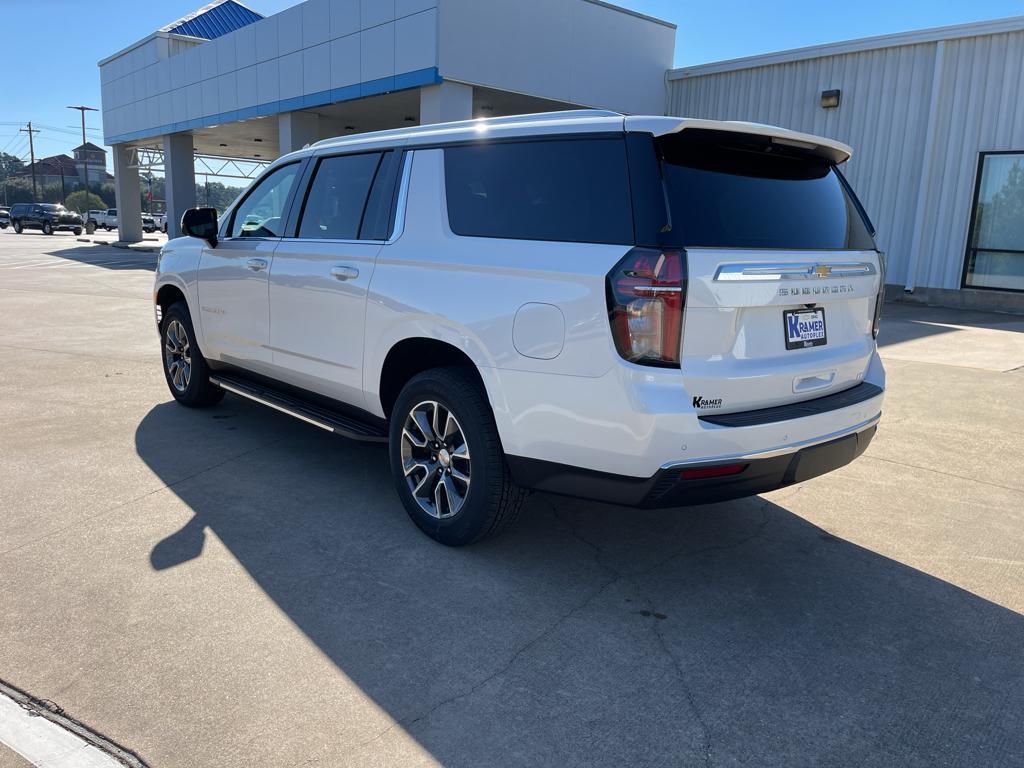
top-left (0, 678), bottom-right (149, 768)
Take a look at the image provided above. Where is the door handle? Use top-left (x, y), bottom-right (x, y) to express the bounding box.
top-left (246, 258), bottom-right (268, 271)
top-left (330, 266), bottom-right (359, 281)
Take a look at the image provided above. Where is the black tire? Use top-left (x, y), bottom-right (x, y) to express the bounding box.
top-left (388, 366), bottom-right (526, 546)
top-left (104, 224), bottom-right (111, 231)
top-left (86, 221), bottom-right (96, 235)
top-left (162, 223), bottom-right (168, 234)
top-left (73, 227), bottom-right (82, 236)
top-left (160, 301), bottom-right (224, 408)
top-left (12, 221), bottom-right (21, 234)
top-left (42, 221), bottom-right (52, 235)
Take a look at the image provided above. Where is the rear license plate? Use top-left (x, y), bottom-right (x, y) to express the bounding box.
top-left (784, 307), bottom-right (827, 350)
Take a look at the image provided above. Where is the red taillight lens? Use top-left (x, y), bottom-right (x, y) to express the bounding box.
top-left (607, 247), bottom-right (686, 367)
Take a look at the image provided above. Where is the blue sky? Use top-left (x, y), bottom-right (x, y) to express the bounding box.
top-left (2, 0), bottom-right (1022, 171)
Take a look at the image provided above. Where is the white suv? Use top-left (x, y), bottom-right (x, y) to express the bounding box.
top-left (154, 110), bottom-right (885, 545)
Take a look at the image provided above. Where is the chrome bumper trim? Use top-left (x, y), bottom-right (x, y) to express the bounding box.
top-left (660, 412), bottom-right (881, 470)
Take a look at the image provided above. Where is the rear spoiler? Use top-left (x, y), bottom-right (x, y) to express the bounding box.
top-left (625, 116), bottom-right (853, 164)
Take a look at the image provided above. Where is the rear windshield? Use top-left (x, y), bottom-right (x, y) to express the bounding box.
top-left (649, 129), bottom-right (874, 251)
top-left (444, 138), bottom-right (633, 245)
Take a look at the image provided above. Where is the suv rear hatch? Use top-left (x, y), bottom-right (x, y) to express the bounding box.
top-left (621, 122), bottom-right (883, 415)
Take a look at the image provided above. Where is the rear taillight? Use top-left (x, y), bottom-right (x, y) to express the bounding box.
top-left (606, 247), bottom-right (686, 367)
top-left (872, 251), bottom-right (887, 339)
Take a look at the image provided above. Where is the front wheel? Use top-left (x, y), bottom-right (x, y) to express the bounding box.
top-left (42, 221), bottom-right (52, 235)
top-left (12, 221), bottom-right (22, 234)
top-left (388, 367), bottom-right (526, 546)
top-left (160, 301), bottom-right (224, 408)
top-left (73, 227), bottom-right (82, 236)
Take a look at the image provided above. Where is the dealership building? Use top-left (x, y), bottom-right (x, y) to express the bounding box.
top-left (99, 2), bottom-right (1024, 311)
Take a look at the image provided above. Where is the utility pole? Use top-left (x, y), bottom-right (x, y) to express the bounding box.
top-left (19, 123), bottom-right (39, 200)
top-left (67, 106), bottom-right (98, 202)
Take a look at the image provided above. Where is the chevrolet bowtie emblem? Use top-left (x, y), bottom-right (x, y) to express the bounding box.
top-left (811, 264), bottom-right (833, 277)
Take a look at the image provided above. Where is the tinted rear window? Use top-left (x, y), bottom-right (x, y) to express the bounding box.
top-left (298, 152), bottom-right (381, 240)
top-left (654, 129), bottom-right (874, 250)
top-left (444, 138), bottom-right (633, 245)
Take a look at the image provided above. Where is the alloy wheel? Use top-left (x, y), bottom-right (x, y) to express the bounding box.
top-left (164, 319), bottom-right (192, 393)
top-left (400, 400), bottom-right (471, 518)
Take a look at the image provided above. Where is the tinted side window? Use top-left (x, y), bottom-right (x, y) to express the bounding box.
top-left (444, 138), bottom-right (633, 245)
top-left (657, 129), bottom-right (874, 250)
top-left (230, 163), bottom-right (301, 238)
top-left (360, 151), bottom-right (403, 241)
top-left (297, 152), bottom-right (381, 240)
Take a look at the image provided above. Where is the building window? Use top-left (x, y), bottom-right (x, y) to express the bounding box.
top-left (964, 152), bottom-right (1024, 292)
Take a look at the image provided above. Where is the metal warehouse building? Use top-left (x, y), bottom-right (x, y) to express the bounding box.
top-left (669, 16), bottom-right (1024, 312)
top-left (100, 5), bottom-right (1024, 312)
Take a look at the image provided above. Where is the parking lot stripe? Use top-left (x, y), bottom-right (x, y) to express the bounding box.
top-left (0, 682), bottom-right (146, 768)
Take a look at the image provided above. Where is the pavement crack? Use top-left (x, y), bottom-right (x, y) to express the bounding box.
top-left (633, 581), bottom-right (713, 768)
top-left (861, 454), bottom-right (1024, 495)
top-left (330, 506), bottom-right (625, 761)
top-left (403, 572), bottom-right (622, 728)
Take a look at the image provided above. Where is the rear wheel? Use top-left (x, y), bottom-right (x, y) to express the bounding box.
top-left (160, 301), bottom-right (224, 408)
top-left (73, 227), bottom-right (82, 236)
top-left (388, 367), bottom-right (526, 546)
top-left (86, 221), bottom-right (96, 235)
top-left (12, 221), bottom-right (21, 234)
top-left (42, 221), bottom-right (52, 235)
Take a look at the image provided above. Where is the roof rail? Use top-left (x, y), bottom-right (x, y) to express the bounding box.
top-left (310, 109), bottom-right (624, 148)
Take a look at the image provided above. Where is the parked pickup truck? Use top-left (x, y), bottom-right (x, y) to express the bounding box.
top-left (88, 208), bottom-right (118, 230)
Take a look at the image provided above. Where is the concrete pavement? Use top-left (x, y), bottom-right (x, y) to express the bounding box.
top-left (1, 231), bottom-right (1022, 767)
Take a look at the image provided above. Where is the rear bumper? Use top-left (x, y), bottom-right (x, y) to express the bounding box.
top-left (508, 418), bottom-right (877, 508)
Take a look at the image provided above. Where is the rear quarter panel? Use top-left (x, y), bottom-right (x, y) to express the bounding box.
top-left (363, 148), bottom-right (630, 417)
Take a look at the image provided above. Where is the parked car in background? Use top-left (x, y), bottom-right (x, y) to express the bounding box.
top-left (10, 203), bottom-right (83, 235)
top-left (143, 215), bottom-right (157, 233)
top-left (153, 213), bottom-right (168, 233)
top-left (0, 206), bottom-right (10, 229)
top-left (154, 110), bottom-right (885, 546)
top-left (88, 208), bottom-right (118, 230)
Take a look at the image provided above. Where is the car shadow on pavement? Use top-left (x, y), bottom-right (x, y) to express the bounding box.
top-left (42, 245), bottom-right (157, 270)
top-left (136, 400), bottom-right (1024, 767)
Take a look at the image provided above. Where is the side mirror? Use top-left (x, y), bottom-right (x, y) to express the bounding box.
top-left (181, 207), bottom-right (218, 247)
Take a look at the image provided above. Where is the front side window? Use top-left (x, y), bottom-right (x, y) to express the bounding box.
top-left (965, 152), bottom-right (1024, 292)
top-left (297, 152), bottom-right (382, 240)
top-left (444, 138), bottom-right (634, 245)
top-left (230, 163), bottom-right (301, 238)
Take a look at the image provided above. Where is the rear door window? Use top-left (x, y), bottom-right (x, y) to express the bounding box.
top-left (444, 138), bottom-right (633, 245)
top-left (297, 152), bottom-right (382, 240)
top-left (649, 129), bottom-right (874, 250)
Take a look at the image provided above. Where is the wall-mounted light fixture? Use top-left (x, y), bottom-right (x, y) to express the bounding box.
top-left (820, 89), bottom-right (841, 109)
